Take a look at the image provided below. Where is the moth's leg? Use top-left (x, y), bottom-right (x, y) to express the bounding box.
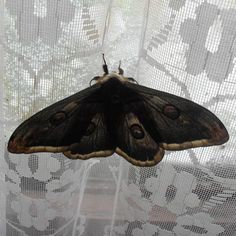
top-left (127, 77), bottom-right (139, 84)
top-left (90, 76), bottom-right (100, 86)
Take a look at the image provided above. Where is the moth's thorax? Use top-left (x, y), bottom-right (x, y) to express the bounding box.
top-left (96, 72), bottom-right (128, 84)
top-left (97, 73), bottom-right (133, 107)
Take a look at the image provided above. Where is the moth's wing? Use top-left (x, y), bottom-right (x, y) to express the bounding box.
top-left (63, 112), bottom-right (114, 159)
top-left (8, 84), bottom-right (115, 159)
top-left (124, 82), bottom-right (229, 151)
top-left (115, 112), bottom-right (165, 167)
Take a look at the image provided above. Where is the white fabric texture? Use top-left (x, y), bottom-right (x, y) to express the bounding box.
top-left (1, 0), bottom-right (236, 235)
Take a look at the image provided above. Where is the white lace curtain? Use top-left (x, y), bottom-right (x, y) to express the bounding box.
top-left (1, 0), bottom-right (235, 235)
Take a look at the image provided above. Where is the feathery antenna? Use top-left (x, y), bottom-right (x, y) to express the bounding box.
top-left (102, 54), bottom-right (109, 75)
top-left (118, 60), bottom-right (124, 75)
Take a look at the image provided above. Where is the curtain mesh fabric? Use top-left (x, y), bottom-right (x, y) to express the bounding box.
top-left (2, 0), bottom-right (236, 235)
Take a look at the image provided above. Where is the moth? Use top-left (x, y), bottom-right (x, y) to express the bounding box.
top-left (8, 56), bottom-right (229, 167)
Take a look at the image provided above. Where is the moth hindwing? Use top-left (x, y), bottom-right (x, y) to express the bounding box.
top-left (8, 69), bottom-right (229, 167)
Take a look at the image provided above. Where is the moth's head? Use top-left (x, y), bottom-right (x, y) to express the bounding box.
top-left (90, 54), bottom-right (137, 85)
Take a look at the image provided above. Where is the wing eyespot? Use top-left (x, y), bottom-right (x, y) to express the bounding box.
top-left (130, 124), bottom-right (145, 139)
top-left (85, 122), bottom-right (96, 136)
top-left (50, 111), bottom-right (67, 126)
top-left (163, 104), bottom-right (180, 120)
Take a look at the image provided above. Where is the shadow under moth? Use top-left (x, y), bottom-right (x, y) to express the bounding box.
top-left (8, 56), bottom-right (229, 167)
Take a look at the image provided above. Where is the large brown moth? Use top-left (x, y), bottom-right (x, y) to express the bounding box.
top-left (8, 56), bottom-right (229, 167)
